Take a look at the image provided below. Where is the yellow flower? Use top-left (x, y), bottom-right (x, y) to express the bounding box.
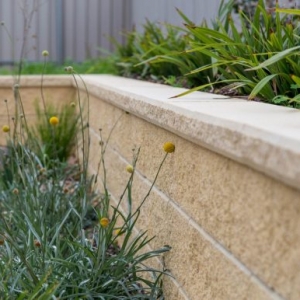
top-left (163, 142), bottom-right (175, 153)
top-left (100, 217), bottom-right (110, 228)
top-left (49, 116), bottom-right (59, 126)
top-left (42, 50), bottom-right (49, 57)
top-left (2, 125), bottom-right (9, 133)
top-left (114, 229), bottom-right (122, 236)
top-left (126, 165), bottom-right (134, 173)
top-left (64, 66), bottom-right (74, 73)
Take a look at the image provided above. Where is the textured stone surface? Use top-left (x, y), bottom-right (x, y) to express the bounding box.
top-left (91, 144), bottom-right (280, 300)
top-left (87, 90), bottom-right (300, 299)
top-left (162, 276), bottom-right (190, 300)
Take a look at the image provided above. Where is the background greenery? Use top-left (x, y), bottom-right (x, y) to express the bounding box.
top-left (1, 0), bottom-right (300, 108)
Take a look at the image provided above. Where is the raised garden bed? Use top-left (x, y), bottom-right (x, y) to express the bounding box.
top-left (1, 74), bottom-right (299, 299)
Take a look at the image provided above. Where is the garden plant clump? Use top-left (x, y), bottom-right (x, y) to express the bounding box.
top-left (111, 0), bottom-right (300, 108)
top-left (169, 0), bottom-right (300, 107)
top-left (0, 52), bottom-right (173, 299)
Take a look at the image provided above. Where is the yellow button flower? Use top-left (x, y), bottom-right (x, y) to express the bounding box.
top-left (64, 66), bottom-right (74, 73)
top-left (163, 142), bottom-right (175, 153)
top-left (42, 50), bottom-right (49, 57)
top-left (2, 125), bottom-right (9, 133)
top-left (49, 116), bottom-right (59, 126)
top-left (126, 165), bottom-right (134, 173)
top-left (114, 229), bottom-right (122, 236)
top-left (100, 217), bottom-right (110, 228)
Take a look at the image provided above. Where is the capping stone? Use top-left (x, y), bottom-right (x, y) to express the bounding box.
top-left (79, 74), bottom-right (300, 192)
top-left (0, 75), bottom-right (72, 87)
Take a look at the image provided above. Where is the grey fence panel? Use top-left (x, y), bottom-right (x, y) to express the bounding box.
top-left (24, 0), bottom-right (38, 62)
top-left (63, 0), bottom-right (74, 62)
top-left (0, 0), bottom-right (127, 64)
top-left (130, 0), bottom-right (223, 31)
top-left (36, 1), bottom-right (49, 58)
top-left (60, 0), bottom-right (127, 62)
top-left (100, 1), bottom-right (113, 52)
top-left (0, 0), bottom-right (13, 62)
top-left (75, 0), bottom-right (87, 62)
top-left (1, 0), bottom-right (300, 64)
top-left (130, 0), bottom-right (300, 30)
top-left (1, 0), bottom-right (21, 63)
top-left (0, 0), bottom-right (57, 63)
top-left (87, 0), bottom-right (100, 58)
top-left (112, 0), bottom-right (124, 48)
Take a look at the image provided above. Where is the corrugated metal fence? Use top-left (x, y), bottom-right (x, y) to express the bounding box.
top-left (0, 0), bottom-right (298, 64)
top-left (0, 0), bottom-right (131, 63)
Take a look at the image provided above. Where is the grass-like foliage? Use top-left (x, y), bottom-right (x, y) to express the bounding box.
top-left (28, 101), bottom-right (80, 164)
top-left (160, 0), bottom-right (300, 107)
top-left (0, 58), bottom-right (118, 76)
top-left (171, 0), bottom-right (300, 106)
top-left (111, 20), bottom-right (197, 87)
top-left (0, 63), bottom-right (172, 298)
top-left (111, 0), bottom-right (300, 107)
top-left (0, 143), bottom-right (171, 299)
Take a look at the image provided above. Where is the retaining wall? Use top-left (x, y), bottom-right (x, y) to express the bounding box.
top-left (1, 75), bottom-right (299, 299)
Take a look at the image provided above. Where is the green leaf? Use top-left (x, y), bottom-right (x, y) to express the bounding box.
top-left (23, 213), bottom-right (41, 242)
top-left (291, 74), bottom-right (300, 85)
top-left (170, 79), bottom-right (242, 98)
top-left (247, 46), bottom-right (300, 70)
top-left (276, 8), bottom-right (300, 15)
top-left (272, 95), bottom-right (290, 104)
top-left (248, 74), bottom-right (277, 99)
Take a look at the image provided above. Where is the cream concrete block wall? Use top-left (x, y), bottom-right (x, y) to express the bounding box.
top-left (1, 75), bottom-right (299, 300)
top-left (87, 93), bottom-right (300, 300)
top-left (82, 75), bottom-right (300, 300)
